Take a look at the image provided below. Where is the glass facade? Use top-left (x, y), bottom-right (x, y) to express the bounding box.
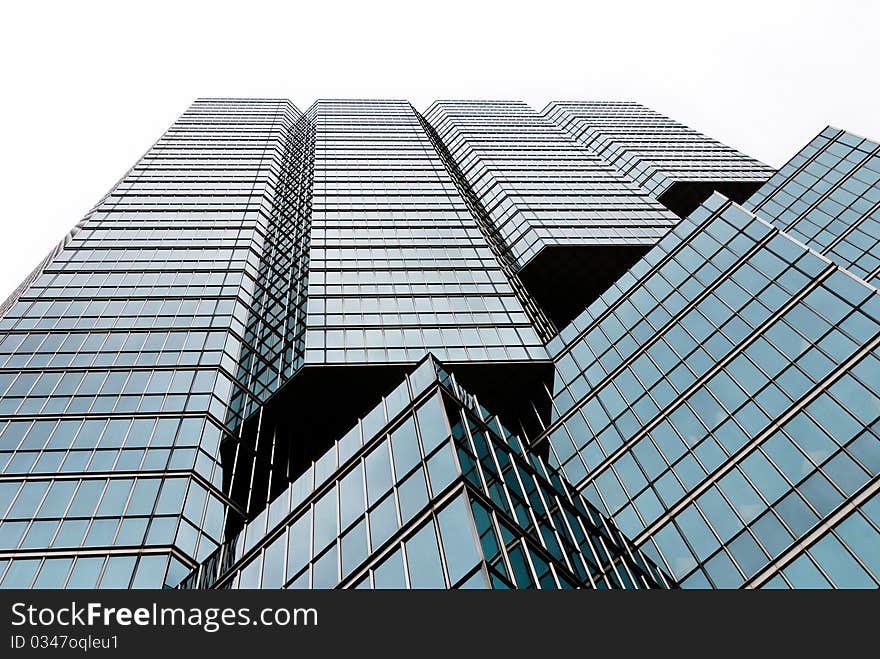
top-left (0, 98), bottom-right (301, 588)
top-left (744, 127), bottom-right (880, 286)
top-left (182, 356), bottom-right (671, 589)
top-left (218, 100), bottom-right (557, 533)
top-left (227, 107), bottom-right (314, 425)
top-left (423, 101), bottom-right (678, 328)
top-left (304, 100), bottom-right (546, 366)
top-left (541, 193), bottom-right (880, 588)
top-left (1, 96), bottom-right (876, 590)
top-left (544, 101), bottom-right (775, 217)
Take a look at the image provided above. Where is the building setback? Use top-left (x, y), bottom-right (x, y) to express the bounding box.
top-left (0, 97), bottom-right (877, 589)
top-left (544, 101), bottom-right (775, 218)
top-left (424, 100), bottom-right (678, 329)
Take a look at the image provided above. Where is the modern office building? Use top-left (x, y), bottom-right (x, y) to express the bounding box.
top-left (0, 98), bottom-right (877, 590)
top-left (0, 98), bottom-right (302, 588)
top-left (544, 101), bottom-right (775, 217)
top-left (424, 100), bottom-right (679, 328)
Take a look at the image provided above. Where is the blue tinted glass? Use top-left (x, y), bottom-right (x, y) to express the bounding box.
top-left (312, 488), bottom-right (338, 554)
top-left (369, 494), bottom-right (398, 549)
top-left (390, 416), bottom-right (420, 478)
top-left (99, 555), bottom-right (136, 588)
top-left (1, 559), bottom-right (40, 588)
top-left (339, 464), bottom-right (364, 530)
top-left (798, 472), bottom-right (843, 516)
top-left (697, 487), bottom-right (742, 542)
top-left (312, 545), bottom-right (338, 589)
top-left (373, 548), bottom-right (406, 589)
top-left (131, 555), bottom-right (166, 589)
top-left (652, 522), bottom-right (696, 579)
top-left (775, 492), bottom-right (819, 536)
top-left (727, 531), bottom-right (767, 577)
top-left (365, 441), bottom-right (393, 506)
top-left (341, 519), bottom-right (367, 578)
top-left (750, 511), bottom-right (793, 558)
top-left (416, 395), bottom-right (449, 453)
top-left (704, 550), bottom-right (742, 588)
top-left (33, 557), bottom-right (73, 588)
top-left (835, 512), bottom-right (880, 578)
top-left (397, 470), bottom-right (428, 523)
top-left (405, 522), bottom-right (445, 588)
top-left (9, 481), bottom-right (50, 517)
top-left (809, 535), bottom-right (874, 588)
top-left (783, 554), bottom-right (830, 588)
top-left (261, 534), bottom-right (286, 589)
top-left (437, 495), bottom-right (481, 584)
top-left (676, 505), bottom-right (717, 560)
top-left (426, 442), bottom-right (458, 494)
top-left (286, 513), bottom-right (311, 578)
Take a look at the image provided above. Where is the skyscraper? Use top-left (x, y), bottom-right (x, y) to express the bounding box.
top-left (424, 100), bottom-right (679, 328)
top-left (743, 126), bottom-right (880, 284)
top-left (0, 98), bottom-right (876, 590)
top-left (0, 98), bottom-right (301, 588)
top-left (544, 101), bottom-right (776, 218)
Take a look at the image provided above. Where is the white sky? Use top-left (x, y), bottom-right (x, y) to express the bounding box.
top-left (1, 0), bottom-right (878, 299)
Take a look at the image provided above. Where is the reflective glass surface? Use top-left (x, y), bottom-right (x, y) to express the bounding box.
top-left (0, 99), bottom-right (301, 588)
top-left (542, 193), bottom-right (880, 587)
top-left (745, 127), bottom-right (880, 288)
top-left (181, 357), bottom-right (671, 590)
top-left (544, 101), bottom-right (774, 200)
top-left (424, 101), bottom-right (677, 271)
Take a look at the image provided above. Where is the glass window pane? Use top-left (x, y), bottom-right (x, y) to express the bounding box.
top-left (437, 495), bottom-right (481, 585)
top-left (33, 557), bottom-right (73, 588)
top-left (416, 395), bottom-right (449, 453)
top-left (1, 559), bottom-right (41, 588)
top-left (312, 545), bottom-right (338, 589)
top-left (339, 463), bottom-right (364, 530)
top-left (373, 547), bottom-right (406, 589)
top-left (398, 469), bottom-right (428, 523)
top-left (313, 488), bottom-right (338, 554)
top-left (341, 519), bottom-right (367, 578)
top-left (809, 535), bottom-right (874, 588)
top-left (131, 555), bottom-right (166, 589)
top-left (405, 522), bottom-right (445, 588)
top-left (98, 555), bottom-right (136, 588)
top-left (369, 494), bottom-right (398, 550)
top-left (287, 512), bottom-right (311, 578)
top-left (365, 441), bottom-right (393, 506)
top-left (390, 416), bottom-right (421, 478)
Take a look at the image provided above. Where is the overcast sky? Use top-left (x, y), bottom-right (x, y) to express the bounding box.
top-left (1, 0), bottom-right (877, 299)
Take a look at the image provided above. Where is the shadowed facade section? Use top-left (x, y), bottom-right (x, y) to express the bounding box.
top-left (518, 244), bottom-right (653, 328)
